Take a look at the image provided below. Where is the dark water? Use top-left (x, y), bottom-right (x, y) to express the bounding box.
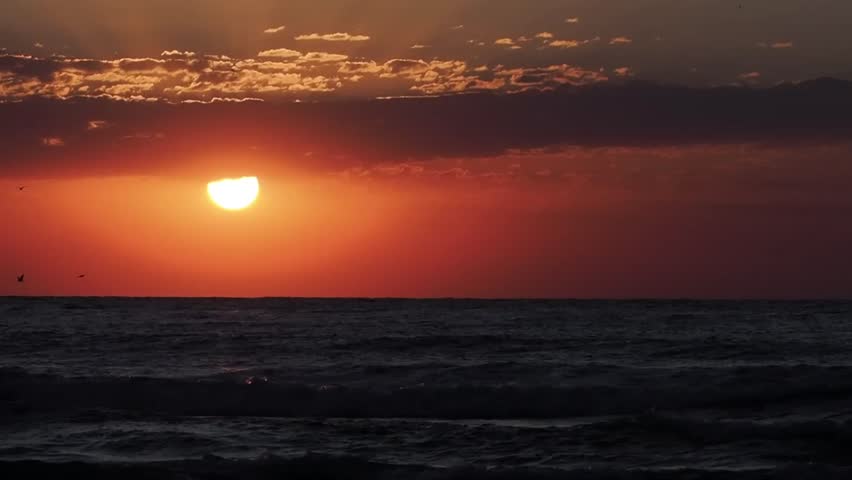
top-left (1, 298), bottom-right (852, 479)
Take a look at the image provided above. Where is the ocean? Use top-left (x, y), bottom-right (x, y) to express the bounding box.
top-left (1, 298), bottom-right (851, 478)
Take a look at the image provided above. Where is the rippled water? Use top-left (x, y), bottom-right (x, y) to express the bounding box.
top-left (1, 298), bottom-right (851, 478)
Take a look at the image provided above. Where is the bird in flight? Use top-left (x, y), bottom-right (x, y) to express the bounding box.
top-left (78, 274), bottom-right (86, 278)
top-left (17, 186), bottom-right (26, 191)
top-left (17, 274), bottom-right (24, 283)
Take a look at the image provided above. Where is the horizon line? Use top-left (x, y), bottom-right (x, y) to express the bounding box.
top-left (2, 295), bottom-right (850, 302)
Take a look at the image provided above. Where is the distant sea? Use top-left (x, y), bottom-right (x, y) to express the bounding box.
top-left (2, 298), bottom-right (852, 479)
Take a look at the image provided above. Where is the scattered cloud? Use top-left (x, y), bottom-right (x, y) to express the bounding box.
top-left (263, 25), bottom-right (286, 34)
top-left (565, 17), bottom-right (580, 24)
top-left (547, 38), bottom-right (595, 49)
top-left (300, 51), bottom-right (348, 63)
top-left (0, 49), bottom-right (617, 102)
top-left (758, 41), bottom-right (794, 49)
top-left (451, 25), bottom-right (464, 30)
top-left (87, 120), bottom-right (111, 130)
top-left (410, 44), bottom-right (429, 49)
top-left (535, 32), bottom-right (554, 40)
top-left (257, 48), bottom-right (302, 58)
top-left (41, 137), bottom-right (64, 147)
top-left (161, 50), bottom-right (196, 58)
top-left (34, 42), bottom-right (44, 49)
top-left (295, 32), bottom-right (370, 42)
top-left (609, 37), bottom-right (633, 45)
top-left (614, 67), bottom-right (633, 77)
top-left (495, 38), bottom-right (524, 49)
top-left (739, 71), bottom-right (761, 80)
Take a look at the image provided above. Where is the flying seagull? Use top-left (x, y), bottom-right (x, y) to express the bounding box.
top-left (17, 274), bottom-right (24, 283)
top-left (17, 186), bottom-right (26, 191)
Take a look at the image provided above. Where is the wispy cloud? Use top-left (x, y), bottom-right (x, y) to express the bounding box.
top-left (410, 44), bottom-right (429, 49)
top-left (263, 25), bottom-right (286, 34)
top-left (451, 24), bottom-right (464, 30)
top-left (161, 50), bottom-right (196, 58)
top-left (614, 67), bottom-right (633, 77)
top-left (535, 32), bottom-right (554, 40)
top-left (548, 40), bottom-right (582, 49)
top-left (546, 37), bottom-right (598, 49)
top-left (739, 71), bottom-right (761, 80)
top-left (33, 42), bottom-right (44, 48)
top-left (42, 137), bottom-right (64, 147)
top-left (758, 41), bottom-right (793, 49)
top-left (494, 38), bottom-right (523, 49)
top-left (257, 48), bottom-right (302, 58)
top-left (609, 37), bottom-right (633, 45)
top-left (565, 17), bottom-right (580, 24)
top-left (295, 32), bottom-right (370, 42)
top-left (87, 120), bottom-right (111, 131)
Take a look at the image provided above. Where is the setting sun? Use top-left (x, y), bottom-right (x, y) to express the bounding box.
top-left (207, 176), bottom-right (259, 211)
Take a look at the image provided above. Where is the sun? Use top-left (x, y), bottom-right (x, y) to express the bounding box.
top-left (207, 176), bottom-right (260, 211)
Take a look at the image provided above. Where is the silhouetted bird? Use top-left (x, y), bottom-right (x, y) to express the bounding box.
top-left (17, 274), bottom-right (24, 283)
top-left (17, 186), bottom-right (25, 191)
top-left (78, 274), bottom-right (86, 278)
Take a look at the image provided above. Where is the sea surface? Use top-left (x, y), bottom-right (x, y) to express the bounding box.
top-left (1, 298), bottom-right (852, 479)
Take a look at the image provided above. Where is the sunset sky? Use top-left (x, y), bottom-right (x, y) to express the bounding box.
top-left (3, 0), bottom-right (852, 298)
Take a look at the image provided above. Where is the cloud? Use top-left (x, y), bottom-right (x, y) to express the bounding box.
top-left (495, 38), bottom-right (523, 49)
top-left (41, 137), bottom-right (64, 147)
top-left (295, 33), bottom-right (370, 42)
top-left (300, 52), bottom-right (348, 63)
top-left (87, 120), bottom-right (111, 130)
top-left (535, 32), bottom-right (554, 40)
top-left (410, 44), bottom-right (429, 49)
top-left (609, 37), bottom-right (633, 45)
top-left (547, 38), bottom-right (596, 49)
top-left (263, 25), bottom-right (286, 34)
top-left (34, 42), bottom-right (44, 49)
top-left (3, 79), bottom-right (852, 178)
top-left (739, 71), bottom-right (761, 80)
top-left (257, 48), bottom-right (302, 59)
top-left (160, 50), bottom-right (196, 59)
top-left (565, 17), bottom-right (580, 24)
top-left (757, 41), bottom-right (794, 49)
top-left (451, 25), bottom-right (464, 30)
top-left (614, 67), bottom-right (633, 77)
top-left (493, 64), bottom-right (607, 90)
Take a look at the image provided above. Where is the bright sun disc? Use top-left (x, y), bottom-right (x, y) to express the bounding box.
top-left (207, 176), bottom-right (259, 210)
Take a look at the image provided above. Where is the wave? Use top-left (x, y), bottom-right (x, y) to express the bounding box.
top-left (0, 454), bottom-right (850, 480)
top-left (571, 413), bottom-right (852, 452)
top-left (4, 364), bottom-right (852, 419)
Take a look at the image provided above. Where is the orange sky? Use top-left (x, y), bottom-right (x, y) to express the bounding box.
top-left (5, 142), bottom-right (852, 298)
top-left (4, 1), bottom-right (852, 297)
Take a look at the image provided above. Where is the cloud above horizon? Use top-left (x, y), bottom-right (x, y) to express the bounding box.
top-left (0, 51), bottom-right (613, 101)
top-left (263, 25), bottom-right (286, 34)
top-left (2, 78), bottom-right (852, 179)
top-left (294, 32), bottom-right (370, 42)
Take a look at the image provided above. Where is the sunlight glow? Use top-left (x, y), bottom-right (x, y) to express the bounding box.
top-left (207, 176), bottom-right (260, 211)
